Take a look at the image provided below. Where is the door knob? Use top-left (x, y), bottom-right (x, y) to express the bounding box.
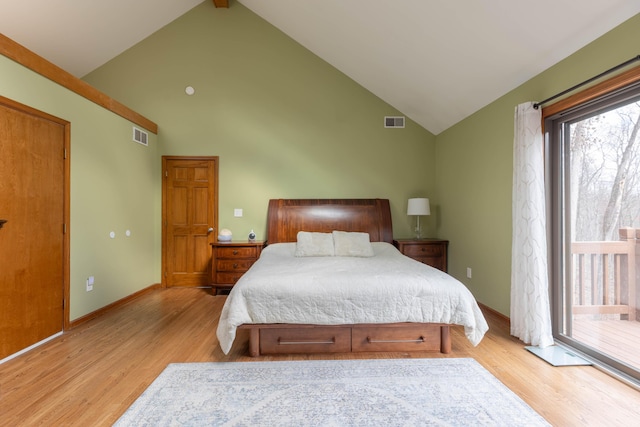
top-left (0, 219), bottom-right (7, 229)
top-left (207, 227), bottom-right (215, 233)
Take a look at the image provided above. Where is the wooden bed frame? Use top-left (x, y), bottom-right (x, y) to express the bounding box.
top-left (237, 198), bottom-right (452, 356)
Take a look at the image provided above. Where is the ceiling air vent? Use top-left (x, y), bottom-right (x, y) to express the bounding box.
top-left (384, 116), bottom-right (405, 128)
top-left (132, 127), bottom-right (148, 146)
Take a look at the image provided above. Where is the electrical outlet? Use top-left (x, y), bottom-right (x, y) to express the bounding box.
top-left (86, 276), bottom-right (94, 292)
top-left (234, 208), bottom-right (243, 217)
top-left (466, 268), bottom-right (472, 279)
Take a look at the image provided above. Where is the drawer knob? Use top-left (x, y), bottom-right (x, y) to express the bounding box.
top-left (233, 250), bottom-right (238, 255)
top-left (233, 263), bottom-right (239, 269)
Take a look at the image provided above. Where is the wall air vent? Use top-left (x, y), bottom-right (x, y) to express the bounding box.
top-left (384, 116), bottom-right (405, 128)
top-left (132, 127), bottom-right (149, 146)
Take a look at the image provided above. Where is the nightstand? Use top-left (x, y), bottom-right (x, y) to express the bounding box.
top-left (393, 238), bottom-right (448, 272)
top-left (211, 240), bottom-right (265, 294)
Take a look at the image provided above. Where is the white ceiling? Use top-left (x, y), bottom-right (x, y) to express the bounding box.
top-left (1, 0), bottom-right (639, 134)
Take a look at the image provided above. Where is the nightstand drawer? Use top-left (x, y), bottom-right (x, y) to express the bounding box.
top-left (216, 246), bottom-right (259, 259)
top-left (414, 257), bottom-right (446, 271)
top-left (393, 239), bottom-right (448, 273)
top-left (216, 259), bottom-right (256, 272)
top-left (211, 241), bottom-right (265, 294)
top-left (215, 272), bottom-right (244, 284)
top-left (402, 244), bottom-right (443, 258)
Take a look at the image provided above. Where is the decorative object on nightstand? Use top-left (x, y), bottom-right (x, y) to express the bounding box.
top-left (393, 238), bottom-right (448, 272)
top-left (210, 240), bottom-right (264, 294)
top-left (218, 228), bottom-right (232, 242)
top-left (407, 198), bottom-right (430, 239)
top-left (248, 229), bottom-right (256, 242)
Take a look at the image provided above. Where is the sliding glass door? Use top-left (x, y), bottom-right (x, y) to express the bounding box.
top-left (546, 84), bottom-right (640, 383)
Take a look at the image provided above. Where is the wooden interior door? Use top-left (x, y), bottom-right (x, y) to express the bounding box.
top-left (162, 157), bottom-right (218, 287)
top-left (0, 97), bottom-right (68, 360)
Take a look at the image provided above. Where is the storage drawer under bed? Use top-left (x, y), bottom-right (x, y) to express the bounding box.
top-left (352, 324), bottom-right (442, 352)
top-left (259, 326), bottom-right (352, 354)
top-left (255, 323), bottom-right (445, 355)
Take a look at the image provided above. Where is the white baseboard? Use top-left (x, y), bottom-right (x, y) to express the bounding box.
top-left (0, 332), bottom-right (63, 365)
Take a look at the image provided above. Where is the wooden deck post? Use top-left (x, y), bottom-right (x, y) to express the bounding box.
top-left (619, 228), bottom-right (637, 321)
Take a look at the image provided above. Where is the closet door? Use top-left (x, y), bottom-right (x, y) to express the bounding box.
top-left (162, 156), bottom-right (218, 287)
top-left (0, 97), bottom-right (67, 360)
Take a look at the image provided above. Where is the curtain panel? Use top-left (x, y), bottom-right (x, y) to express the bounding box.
top-left (511, 102), bottom-right (554, 348)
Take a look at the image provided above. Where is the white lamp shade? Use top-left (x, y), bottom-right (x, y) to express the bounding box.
top-left (407, 198), bottom-right (430, 216)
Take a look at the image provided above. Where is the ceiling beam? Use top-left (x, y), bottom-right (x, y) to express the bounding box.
top-left (0, 33), bottom-right (158, 134)
top-left (213, 0), bottom-right (229, 7)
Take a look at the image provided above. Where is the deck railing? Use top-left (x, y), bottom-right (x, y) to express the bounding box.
top-left (571, 228), bottom-right (638, 321)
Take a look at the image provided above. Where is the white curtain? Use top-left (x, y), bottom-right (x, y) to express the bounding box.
top-left (511, 102), bottom-right (554, 348)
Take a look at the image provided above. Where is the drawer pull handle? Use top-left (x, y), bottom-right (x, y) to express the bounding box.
top-left (277, 337), bottom-right (335, 345)
top-left (367, 336), bottom-right (425, 344)
top-left (233, 250), bottom-right (238, 255)
top-left (233, 263), bottom-right (238, 269)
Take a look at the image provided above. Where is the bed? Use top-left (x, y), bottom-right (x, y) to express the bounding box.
top-left (216, 199), bottom-right (488, 356)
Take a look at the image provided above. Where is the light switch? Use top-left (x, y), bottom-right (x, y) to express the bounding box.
top-left (234, 208), bottom-right (243, 217)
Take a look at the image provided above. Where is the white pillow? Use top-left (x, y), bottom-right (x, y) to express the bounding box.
top-left (332, 231), bottom-right (374, 257)
top-left (294, 231), bottom-right (335, 257)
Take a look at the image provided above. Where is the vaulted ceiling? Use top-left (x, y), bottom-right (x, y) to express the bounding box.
top-left (1, 0), bottom-right (639, 134)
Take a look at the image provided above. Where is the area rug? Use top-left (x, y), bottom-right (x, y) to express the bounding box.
top-left (114, 358), bottom-right (549, 426)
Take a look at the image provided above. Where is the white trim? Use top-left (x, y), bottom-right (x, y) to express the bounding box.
top-left (0, 332), bottom-right (63, 365)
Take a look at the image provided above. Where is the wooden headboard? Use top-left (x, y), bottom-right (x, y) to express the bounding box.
top-left (266, 199), bottom-right (393, 244)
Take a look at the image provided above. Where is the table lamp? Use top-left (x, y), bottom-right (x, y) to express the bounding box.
top-left (407, 198), bottom-right (430, 239)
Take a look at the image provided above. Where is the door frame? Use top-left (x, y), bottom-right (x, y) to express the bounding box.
top-left (0, 95), bottom-right (71, 329)
top-left (544, 65), bottom-right (640, 383)
top-left (161, 156), bottom-right (219, 287)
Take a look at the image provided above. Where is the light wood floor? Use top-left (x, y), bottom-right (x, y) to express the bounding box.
top-left (1, 288), bottom-right (640, 426)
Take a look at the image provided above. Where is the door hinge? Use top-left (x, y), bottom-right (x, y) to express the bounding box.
top-left (165, 170), bottom-right (168, 177)
top-left (63, 223), bottom-right (67, 234)
top-left (64, 148), bottom-right (67, 159)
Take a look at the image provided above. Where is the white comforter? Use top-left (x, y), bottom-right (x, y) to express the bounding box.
top-left (216, 242), bottom-right (488, 354)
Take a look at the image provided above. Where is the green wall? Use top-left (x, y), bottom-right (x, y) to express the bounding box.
top-left (5, 0), bottom-right (638, 323)
top-left (0, 56), bottom-right (160, 320)
top-left (436, 13), bottom-right (640, 315)
top-left (83, 1), bottom-right (437, 242)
